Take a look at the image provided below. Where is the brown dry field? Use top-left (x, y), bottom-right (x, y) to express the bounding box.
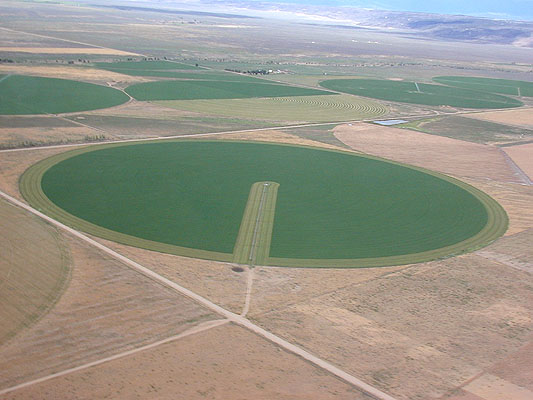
top-left (464, 108), bottom-right (533, 129)
top-left (0, 47), bottom-right (139, 55)
top-left (0, 199), bottom-right (70, 344)
top-left (2, 324), bottom-right (370, 400)
top-left (334, 122), bottom-right (521, 184)
top-left (1, 122), bottom-right (532, 399)
top-left (503, 143), bottom-right (533, 181)
top-left (0, 232), bottom-right (216, 390)
top-left (0, 65), bottom-right (147, 84)
top-left (0, 126), bottom-right (104, 149)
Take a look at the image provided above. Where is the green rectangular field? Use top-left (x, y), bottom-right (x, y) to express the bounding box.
top-left (126, 80), bottom-right (334, 101)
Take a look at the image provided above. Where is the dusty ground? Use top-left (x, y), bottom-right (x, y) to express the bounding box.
top-left (503, 143), bottom-right (533, 181)
top-left (0, 233), bottom-right (216, 390)
top-left (464, 108), bottom-right (533, 129)
top-left (0, 65), bottom-right (147, 84)
top-left (252, 251), bottom-right (533, 400)
top-left (0, 199), bottom-right (70, 344)
top-left (2, 324), bottom-right (371, 400)
top-left (334, 122), bottom-right (521, 184)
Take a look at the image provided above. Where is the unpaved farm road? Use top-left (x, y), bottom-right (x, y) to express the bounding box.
top-left (0, 189), bottom-right (398, 400)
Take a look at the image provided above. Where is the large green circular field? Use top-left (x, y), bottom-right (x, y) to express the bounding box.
top-left (21, 140), bottom-right (507, 268)
top-left (319, 78), bottom-right (523, 109)
top-left (0, 75), bottom-right (130, 115)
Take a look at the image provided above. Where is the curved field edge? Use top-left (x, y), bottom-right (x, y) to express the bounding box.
top-left (0, 75), bottom-right (130, 115)
top-left (0, 199), bottom-right (72, 344)
top-left (20, 140), bottom-right (508, 269)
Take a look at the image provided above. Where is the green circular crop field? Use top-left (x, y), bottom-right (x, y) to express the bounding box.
top-left (319, 78), bottom-right (523, 109)
top-left (0, 75), bottom-right (130, 115)
top-left (21, 140), bottom-right (507, 268)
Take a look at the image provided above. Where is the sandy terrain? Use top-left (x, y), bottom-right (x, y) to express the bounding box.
top-left (2, 324), bottom-right (371, 400)
top-left (0, 65), bottom-right (147, 83)
top-left (503, 143), bottom-right (533, 181)
top-left (464, 108), bottom-right (533, 129)
top-left (0, 234), bottom-right (216, 390)
top-left (0, 47), bottom-right (139, 55)
top-left (334, 123), bottom-right (521, 184)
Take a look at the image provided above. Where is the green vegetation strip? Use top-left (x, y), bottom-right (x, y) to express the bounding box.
top-left (233, 182), bottom-right (279, 265)
top-left (21, 140), bottom-right (507, 268)
top-left (0, 75), bottom-right (130, 115)
top-left (320, 78), bottom-right (523, 109)
top-left (156, 94), bottom-right (387, 123)
top-left (433, 76), bottom-right (533, 97)
top-left (126, 80), bottom-right (333, 101)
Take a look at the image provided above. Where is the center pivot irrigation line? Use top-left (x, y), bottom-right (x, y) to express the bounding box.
top-left (249, 182), bottom-right (270, 265)
top-left (414, 82), bottom-right (421, 93)
top-left (0, 189), bottom-right (398, 400)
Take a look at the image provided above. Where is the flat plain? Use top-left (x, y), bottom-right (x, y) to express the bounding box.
top-left (1, 1), bottom-right (532, 400)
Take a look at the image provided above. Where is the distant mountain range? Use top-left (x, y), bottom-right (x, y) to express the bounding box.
top-left (91, 1), bottom-right (533, 47)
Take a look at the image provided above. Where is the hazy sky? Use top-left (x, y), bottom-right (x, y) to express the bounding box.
top-left (257, 0), bottom-right (533, 21)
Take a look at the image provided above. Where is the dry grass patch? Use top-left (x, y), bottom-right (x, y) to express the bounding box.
top-left (464, 108), bottom-right (533, 129)
top-left (253, 253), bottom-right (533, 399)
top-left (0, 65), bottom-right (148, 84)
top-left (334, 123), bottom-right (520, 183)
top-left (2, 323), bottom-right (371, 400)
top-left (96, 238), bottom-right (248, 314)
top-left (0, 126), bottom-right (104, 149)
top-left (0, 235), bottom-right (215, 390)
top-left (0, 199), bottom-right (70, 344)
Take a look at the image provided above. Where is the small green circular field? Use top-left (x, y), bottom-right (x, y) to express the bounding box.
top-left (21, 140), bottom-right (507, 268)
top-left (0, 74), bottom-right (130, 115)
top-left (319, 78), bottom-right (523, 109)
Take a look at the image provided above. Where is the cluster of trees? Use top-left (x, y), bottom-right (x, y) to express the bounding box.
top-left (225, 68), bottom-right (270, 75)
top-left (0, 59), bottom-right (14, 63)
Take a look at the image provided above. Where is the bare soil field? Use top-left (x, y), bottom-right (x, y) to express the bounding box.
top-left (95, 238), bottom-right (249, 314)
top-left (0, 199), bottom-right (70, 344)
top-left (252, 252), bottom-right (533, 400)
top-left (2, 323), bottom-right (371, 400)
top-left (0, 47), bottom-right (138, 55)
top-left (0, 234), bottom-right (216, 390)
top-left (464, 108), bottom-right (533, 129)
top-left (0, 65), bottom-right (147, 84)
top-left (334, 123), bottom-right (521, 184)
top-left (503, 143), bottom-right (533, 181)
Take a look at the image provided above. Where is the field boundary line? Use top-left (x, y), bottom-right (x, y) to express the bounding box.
top-left (0, 110), bottom-right (454, 154)
top-left (0, 189), bottom-right (399, 400)
top-left (498, 147), bottom-right (532, 186)
top-left (0, 319), bottom-right (229, 396)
